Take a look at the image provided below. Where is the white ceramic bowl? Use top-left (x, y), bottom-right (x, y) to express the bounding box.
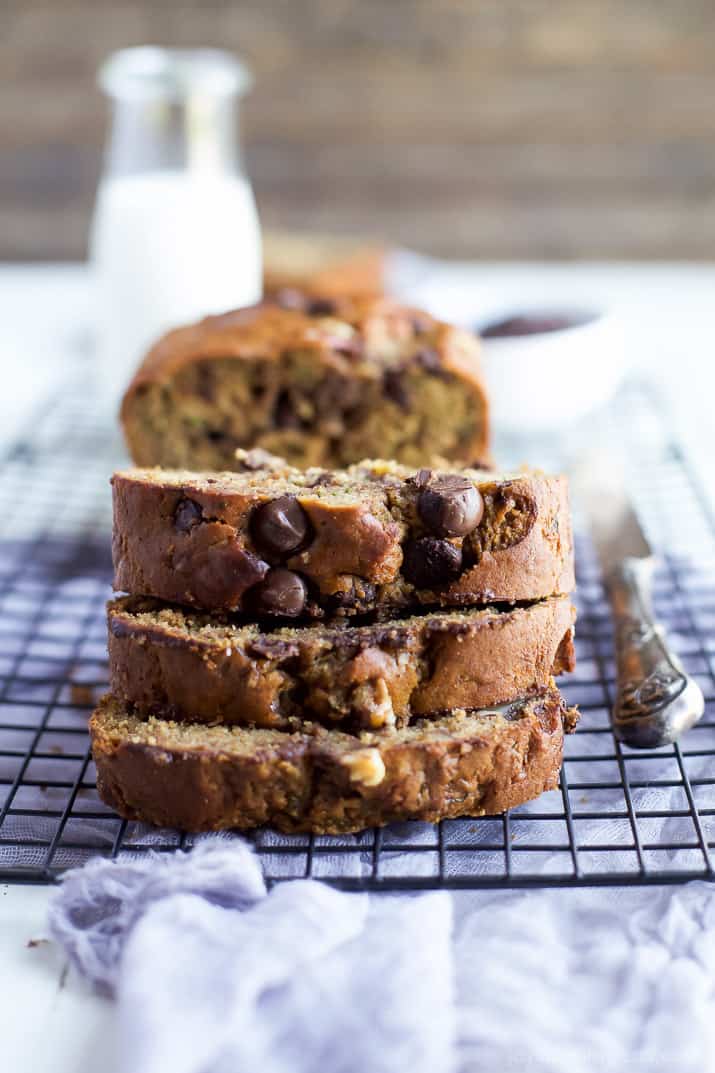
top-left (478, 308), bottom-right (627, 433)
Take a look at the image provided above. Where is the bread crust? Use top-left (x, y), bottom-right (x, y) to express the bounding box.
top-left (91, 687), bottom-right (578, 834)
top-left (108, 595), bottom-right (575, 730)
top-left (111, 463), bottom-right (574, 617)
top-left (262, 233), bottom-right (387, 299)
top-left (119, 296), bottom-right (490, 470)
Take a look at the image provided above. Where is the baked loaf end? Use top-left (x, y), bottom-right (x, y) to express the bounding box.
top-left (111, 461), bottom-right (574, 617)
top-left (262, 231), bottom-right (387, 300)
top-left (120, 295), bottom-right (489, 470)
top-left (90, 686), bottom-right (579, 834)
top-left (108, 594), bottom-right (576, 731)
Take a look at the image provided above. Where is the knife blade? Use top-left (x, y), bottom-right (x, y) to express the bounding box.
top-left (573, 453), bottom-right (704, 748)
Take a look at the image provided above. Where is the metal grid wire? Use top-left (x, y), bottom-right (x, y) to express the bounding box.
top-left (1, 379), bottom-right (715, 890)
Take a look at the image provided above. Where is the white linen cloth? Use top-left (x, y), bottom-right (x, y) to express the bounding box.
top-left (48, 838), bottom-right (715, 1073)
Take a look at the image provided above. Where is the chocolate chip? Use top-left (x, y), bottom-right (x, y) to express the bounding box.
top-left (206, 429), bottom-right (227, 443)
top-left (188, 545), bottom-right (269, 609)
top-left (174, 498), bottom-right (203, 532)
top-left (315, 374), bottom-right (362, 415)
top-left (196, 365), bottom-right (215, 402)
top-left (251, 496), bottom-right (310, 558)
top-left (402, 537), bottom-right (463, 589)
top-left (274, 390), bottom-right (301, 430)
top-left (249, 568), bottom-right (307, 617)
top-left (417, 475), bottom-right (484, 537)
top-left (307, 297), bottom-right (338, 316)
top-left (413, 347), bottom-right (441, 373)
top-left (384, 369), bottom-right (410, 410)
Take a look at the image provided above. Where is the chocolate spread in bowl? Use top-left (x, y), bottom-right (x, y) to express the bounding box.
top-left (480, 312), bottom-right (595, 338)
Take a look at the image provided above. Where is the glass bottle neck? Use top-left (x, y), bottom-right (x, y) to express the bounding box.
top-left (98, 48), bottom-right (251, 178)
top-left (105, 94), bottom-right (243, 177)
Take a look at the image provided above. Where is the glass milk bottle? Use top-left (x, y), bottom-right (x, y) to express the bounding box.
top-left (90, 47), bottom-right (262, 402)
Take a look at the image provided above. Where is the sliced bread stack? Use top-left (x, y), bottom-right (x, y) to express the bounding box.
top-left (92, 454), bottom-right (578, 833)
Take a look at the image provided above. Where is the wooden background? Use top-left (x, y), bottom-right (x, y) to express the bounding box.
top-left (3, 0), bottom-right (715, 260)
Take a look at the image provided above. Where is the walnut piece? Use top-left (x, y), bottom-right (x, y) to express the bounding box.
top-left (342, 747), bottom-right (387, 787)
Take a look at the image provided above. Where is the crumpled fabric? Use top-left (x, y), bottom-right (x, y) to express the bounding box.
top-left (48, 838), bottom-right (715, 1073)
top-left (452, 884), bottom-right (715, 1073)
top-left (48, 837), bottom-right (454, 1073)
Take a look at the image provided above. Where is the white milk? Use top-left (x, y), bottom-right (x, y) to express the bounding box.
top-left (91, 169), bottom-right (262, 401)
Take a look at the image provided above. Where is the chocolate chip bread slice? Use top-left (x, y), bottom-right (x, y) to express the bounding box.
top-left (120, 295), bottom-right (489, 470)
top-left (90, 686), bottom-right (578, 834)
top-left (108, 595), bottom-right (575, 731)
top-left (112, 460), bottom-right (573, 618)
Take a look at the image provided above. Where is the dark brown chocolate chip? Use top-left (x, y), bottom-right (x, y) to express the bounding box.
top-left (307, 297), bottom-right (338, 316)
top-left (196, 365), bottom-right (215, 402)
top-left (249, 568), bottom-right (307, 617)
top-left (401, 537), bottom-right (463, 589)
top-left (274, 390), bottom-right (302, 430)
top-left (413, 347), bottom-right (442, 373)
top-left (315, 374), bottom-right (362, 415)
top-left (384, 369), bottom-right (410, 410)
top-left (418, 475), bottom-right (484, 537)
top-left (188, 545), bottom-right (269, 609)
top-left (251, 496), bottom-right (310, 558)
top-left (174, 498), bottom-right (203, 532)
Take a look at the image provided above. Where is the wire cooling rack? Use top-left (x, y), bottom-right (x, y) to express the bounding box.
top-left (1, 377), bottom-right (714, 890)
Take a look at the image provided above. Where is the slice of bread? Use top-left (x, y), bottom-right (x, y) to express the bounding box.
top-left (90, 686), bottom-right (578, 834)
top-left (112, 461), bottom-right (573, 617)
top-left (108, 595), bottom-right (575, 731)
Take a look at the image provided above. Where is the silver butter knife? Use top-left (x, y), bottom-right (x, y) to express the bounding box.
top-left (575, 456), bottom-right (704, 749)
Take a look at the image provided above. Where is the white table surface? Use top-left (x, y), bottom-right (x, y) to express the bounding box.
top-left (2, 261), bottom-right (715, 1071)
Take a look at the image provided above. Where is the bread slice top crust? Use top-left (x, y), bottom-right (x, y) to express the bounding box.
top-left (111, 460), bottom-right (573, 617)
top-left (122, 295), bottom-right (482, 403)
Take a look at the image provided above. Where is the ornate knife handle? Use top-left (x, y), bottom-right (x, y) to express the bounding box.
top-left (605, 557), bottom-right (704, 749)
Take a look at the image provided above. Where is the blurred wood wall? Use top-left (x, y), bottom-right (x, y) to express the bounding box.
top-left (3, 0), bottom-right (715, 260)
